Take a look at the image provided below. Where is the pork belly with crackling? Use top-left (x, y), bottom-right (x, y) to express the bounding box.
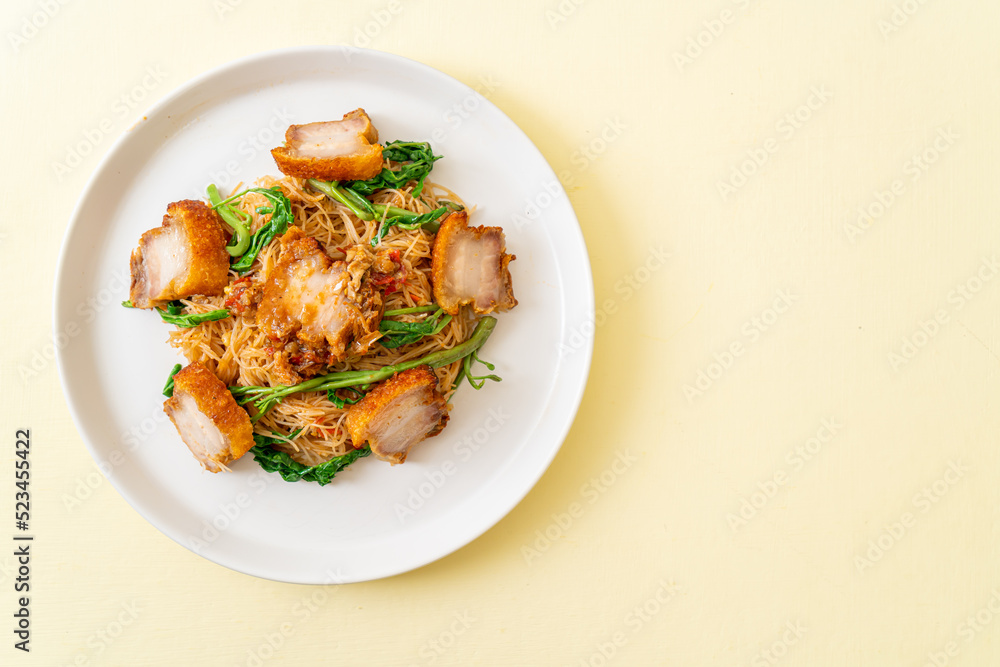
top-left (345, 366), bottom-right (450, 464)
top-left (163, 362), bottom-right (254, 473)
top-left (431, 210), bottom-right (517, 315)
top-left (271, 108), bottom-right (383, 181)
top-left (256, 227), bottom-right (383, 371)
top-left (129, 200), bottom-right (230, 309)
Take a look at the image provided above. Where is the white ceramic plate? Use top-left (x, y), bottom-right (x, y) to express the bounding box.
top-left (54, 47), bottom-right (593, 584)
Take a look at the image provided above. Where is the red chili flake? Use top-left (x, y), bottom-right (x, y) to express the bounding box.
top-left (389, 249), bottom-right (401, 264)
top-left (310, 418), bottom-right (339, 439)
top-left (225, 276), bottom-right (256, 313)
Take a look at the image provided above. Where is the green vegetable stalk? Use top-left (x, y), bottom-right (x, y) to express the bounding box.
top-left (162, 364), bottom-right (182, 397)
top-left (368, 206), bottom-right (448, 247)
top-left (460, 350), bottom-right (502, 390)
top-left (378, 305), bottom-right (452, 349)
top-left (382, 305), bottom-right (440, 316)
top-left (122, 300), bottom-right (230, 328)
top-left (307, 140), bottom-right (453, 246)
top-left (207, 184), bottom-right (252, 257)
top-left (348, 140), bottom-right (441, 198)
top-left (210, 186), bottom-right (294, 273)
top-left (231, 316), bottom-right (498, 419)
top-left (307, 179), bottom-right (375, 220)
top-left (157, 302), bottom-right (231, 328)
top-left (308, 178), bottom-right (448, 247)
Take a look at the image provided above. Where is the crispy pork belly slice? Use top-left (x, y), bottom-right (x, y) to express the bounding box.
top-left (129, 200), bottom-right (230, 309)
top-left (271, 108), bottom-right (383, 181)
top-left (163, 362), bottom-right (253, 473)
top-left (431, 210), bottom-right (517, 315)
top-left (256, 227), bottom-right (383, 363)
top-left (346, 367), bottom-right (449, 465)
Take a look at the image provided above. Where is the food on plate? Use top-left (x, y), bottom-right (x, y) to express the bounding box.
top-left (270, 108), bottom-right (383, 181)
top-left (125, 109), bottom-right (517, 484)
top-left (163, 362), bottom-right (254, 472)
top-left (256, 227), bottom-right (384, 373)
top-left (431, 210), bottom-right (517, 315)
top-left (129, 200), bottom-right (230, 308)
top-left (346, 366), bottom-right (449, 464)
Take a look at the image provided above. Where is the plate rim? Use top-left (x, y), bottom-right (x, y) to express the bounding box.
top-left (54, 45), bottom-right (594, 584)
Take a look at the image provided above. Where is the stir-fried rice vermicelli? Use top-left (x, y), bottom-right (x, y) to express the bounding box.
top-left (169, 174), bottom-right (471, 466)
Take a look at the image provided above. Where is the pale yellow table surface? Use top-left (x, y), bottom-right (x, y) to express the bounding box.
top-left (3, 0), bottom-right (1000, 665)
